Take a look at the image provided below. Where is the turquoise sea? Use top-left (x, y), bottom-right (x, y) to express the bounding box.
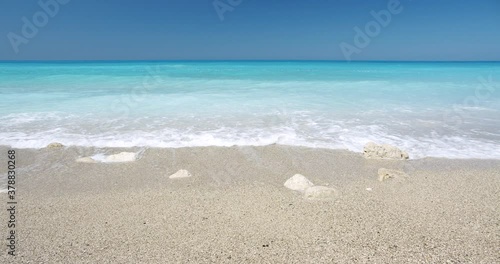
top-left (0, 61), bottom-right (499, 159)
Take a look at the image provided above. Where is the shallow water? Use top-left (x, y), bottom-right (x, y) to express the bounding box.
top-left (1, 61), bottom-right (499, 158)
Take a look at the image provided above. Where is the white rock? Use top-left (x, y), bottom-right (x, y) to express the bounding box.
top-left (377, 168), bottom-right (407, 182)
top-left (76, 157), bottom-right (97, 163)
top-left (366, 187), bottom-right (373, 191)
top-left (303, 186), bottom-right (338, 200)
top-left (284, 174), bottom-right (314, 192)
top-left (363, 142), bottom-right (409, 160)
top-left (169, 169), bottom-right (192, 179)
top-left (104, 152), bottom-right (137, 163)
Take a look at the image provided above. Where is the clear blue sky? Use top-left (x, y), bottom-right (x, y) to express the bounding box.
top-left (0, 0), bottom-right (499, 61)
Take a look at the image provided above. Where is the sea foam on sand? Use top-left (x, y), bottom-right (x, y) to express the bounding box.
top-left (76, 152), bottom-right (139, 163)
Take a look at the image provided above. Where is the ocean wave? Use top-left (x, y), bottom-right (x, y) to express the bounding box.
top-left (1, 124), bottom-right (500, 159)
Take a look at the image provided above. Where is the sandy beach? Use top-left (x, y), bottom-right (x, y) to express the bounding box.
top-left (2, 0), bottom-right (499, 263)
top-left (0, 145), bottom-right (498, 263)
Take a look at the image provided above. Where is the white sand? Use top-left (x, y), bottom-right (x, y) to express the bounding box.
top-left (0, 145), bottom-right (498, 263)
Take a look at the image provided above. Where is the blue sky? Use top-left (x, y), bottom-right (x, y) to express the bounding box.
top-left (0, 0), bottom-right (499, 61)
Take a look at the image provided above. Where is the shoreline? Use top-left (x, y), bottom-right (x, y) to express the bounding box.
top-left (2, 144), bottom-right (500, 161)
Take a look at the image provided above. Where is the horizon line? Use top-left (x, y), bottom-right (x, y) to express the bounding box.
top-left (1, 59), bottom-right (499, 63)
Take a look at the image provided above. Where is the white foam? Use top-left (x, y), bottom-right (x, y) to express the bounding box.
top-left (1, 125), bottom-right (499, 159)
top-left (90, 154), bottom-right (107, 162)
top-left (1, 105), bottom-right (500, 160)
top-left (89, 152), bottom-right (138, 163)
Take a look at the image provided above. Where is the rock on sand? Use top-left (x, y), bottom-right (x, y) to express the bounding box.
top-left (284, 174), bottom-right (314, 192)
top-left (284, 174), bottom-right (338, 200)
top-left (46, 142), bottom-right (64, 149)
top-left (169, 169), bottom-right (192, 179)
top-left (377, 168), bottom-right (408, 181)
top-left (363, 142), bottom-right (409, 160)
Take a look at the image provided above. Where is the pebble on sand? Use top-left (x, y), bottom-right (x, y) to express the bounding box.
top-left (104, 152), bottom-right (137, 163)
top-left (169, 169), bottom-right (192, 179)
top-left (284, 174), bottom-right (314, 192)
top-left (377, 168), bottom-right (408, 182)
top-left (303, 186), bottom-right (338, 200)
top-left (46, 142), bottom-right (64, 149)
top-left (363, 142), bottom-right (409, 160)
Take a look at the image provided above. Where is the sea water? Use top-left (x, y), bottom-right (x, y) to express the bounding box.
top-left (0, 61), bottom-right (499, 159)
